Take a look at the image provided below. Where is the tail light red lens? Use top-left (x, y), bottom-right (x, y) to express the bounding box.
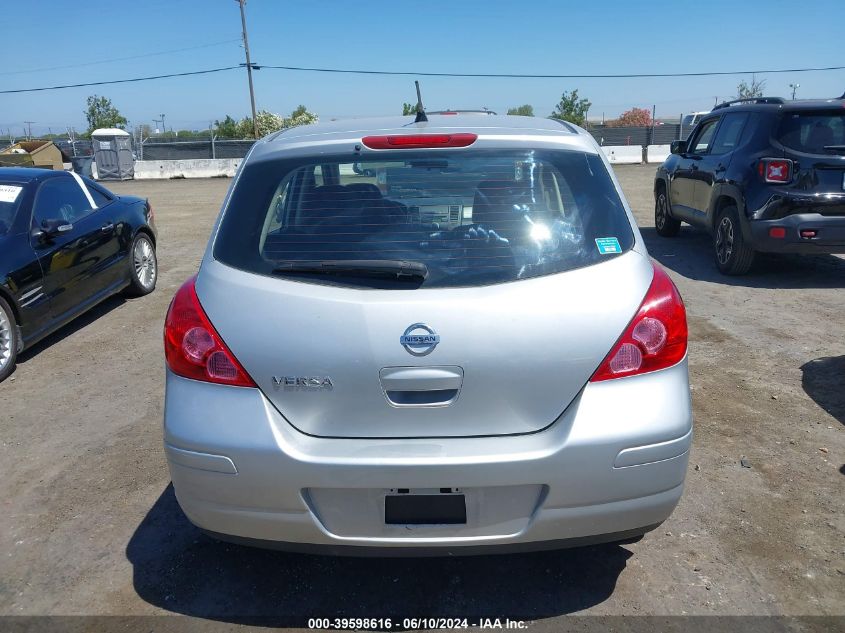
top-left (758, 158), bottom-right (792, 183)
top-left (164, 276), bottom-right (256, 387)
top-left (361, 133), bottom-right (478, 150)
top-left (590, 265), bottom-right (687, 382)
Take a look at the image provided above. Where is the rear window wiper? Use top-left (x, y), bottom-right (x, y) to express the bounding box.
top-left (823, 145), bottom-right (845, 154)
top-left (272, 259), bottom-right (428, 281)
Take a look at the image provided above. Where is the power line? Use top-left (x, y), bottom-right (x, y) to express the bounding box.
top-left (0, 66), bottom-right (241, 94)
top-left (0, 39), bottom-right (242, 77)
top-left (258, 63), bottom-right (845, 79)
top-left (2, 61), bottom-right (844, 96)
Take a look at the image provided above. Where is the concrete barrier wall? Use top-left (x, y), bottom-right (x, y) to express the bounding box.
top-left (646, 145), bottom-right (671, 163)
top-left (601, 146), bottom-right (643, 164)
top-left (132, 158), bottom-right (242, 179)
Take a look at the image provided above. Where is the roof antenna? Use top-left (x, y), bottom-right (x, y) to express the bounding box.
top-left (414, 80), bottom-right (428, 123)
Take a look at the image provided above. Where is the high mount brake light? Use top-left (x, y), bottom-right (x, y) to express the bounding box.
top-left (590, 265), bottom-right (687, 382)
top-left (361, 133), bottom-right (478, 150)
top-left (164, 276), bottom-right (256, 387)
top-left (758, 158), bottom-right (792, 183)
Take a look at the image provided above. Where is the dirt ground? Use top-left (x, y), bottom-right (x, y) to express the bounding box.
top-left (1, 165), bottom-right (843, 626)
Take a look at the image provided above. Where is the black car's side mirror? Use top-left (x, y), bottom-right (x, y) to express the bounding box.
top-left (670, 140), bottom-right (687, 155)
top-left (31, 219), bottom-right (73, 244)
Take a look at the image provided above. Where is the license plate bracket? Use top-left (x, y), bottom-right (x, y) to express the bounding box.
top-left (384, 493), bottom-right (467, 525)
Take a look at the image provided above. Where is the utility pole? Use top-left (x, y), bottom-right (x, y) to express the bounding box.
top-left (153, 116), bottom-right (163, 135)
top-left (160, 113), bottom-right (166, 136)
top-left (24, 121), bottom-right (34, 140)
top-left (236, 0), bottom-right (259, 139)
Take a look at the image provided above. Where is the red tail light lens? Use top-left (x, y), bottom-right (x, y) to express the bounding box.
top-left (361, 133), bottom-right (477, 150)
top-left (758, 158), bottom-right (792, 183)
top-left (164, 276), bottom-right (256, 387)
top-left (590, 265), bottom-right (687, 382)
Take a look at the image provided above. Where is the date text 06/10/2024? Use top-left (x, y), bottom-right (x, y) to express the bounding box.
top-left (307, 617), bottom-right (528, 630)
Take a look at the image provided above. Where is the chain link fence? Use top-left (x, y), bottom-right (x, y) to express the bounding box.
top-left (587, 124), bottom-right (685, 146)
top-left (139, 138), bottom-right (255, 160)
top-left (2, 123), bottom-right (689, 164)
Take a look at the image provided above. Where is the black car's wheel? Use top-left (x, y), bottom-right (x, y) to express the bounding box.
top-left (714, 206), bottom-right (755, 275)
top-left (655, 188), bottom-right (681, 237)
top-left (126, 233), bottom-right (158, 296)
top-left (0, 296), bottom-right (18, 383)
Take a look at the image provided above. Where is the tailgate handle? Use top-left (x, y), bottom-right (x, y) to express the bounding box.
top-left (379, 366), bottom-right (463, 391)
top-left (379, 366), bottom-right (463, 407)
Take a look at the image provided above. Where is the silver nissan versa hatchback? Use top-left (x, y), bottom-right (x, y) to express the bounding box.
top-left (163, 114), bottom-right (693, 555)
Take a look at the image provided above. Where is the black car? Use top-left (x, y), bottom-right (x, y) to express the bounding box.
top-left (0, 167), bottom-right (157, 381)
top-left (654, 95), bottom-right (845, 274)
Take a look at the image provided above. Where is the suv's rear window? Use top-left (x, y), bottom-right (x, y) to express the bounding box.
top-left (214, 149), bottom-right (634, 289)
top-left (777, 111), bottom-right (845, 153)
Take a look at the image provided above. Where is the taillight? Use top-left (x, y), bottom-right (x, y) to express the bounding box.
top-left (590, 265), bottom-right (687, 382)
top-left (163, 276), bottom-right (256, 387)
top-left (361, 133), bottom-right (477, 150)
top-left (758, 158), bottom-right (792, 183)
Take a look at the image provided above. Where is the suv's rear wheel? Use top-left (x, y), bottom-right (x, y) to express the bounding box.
top-left (714, 206), bottom-right (755, 275)
top-left (655, 187), bottom-right (681, 237)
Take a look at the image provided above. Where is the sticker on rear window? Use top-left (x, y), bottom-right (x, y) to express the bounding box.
top-left (0, 185), bottom-right (23, 203)
top-left (595, 237), bottom-right (622, 254)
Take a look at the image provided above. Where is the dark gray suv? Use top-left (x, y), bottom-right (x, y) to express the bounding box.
top-left (654, 95), bottom-right (845, 274)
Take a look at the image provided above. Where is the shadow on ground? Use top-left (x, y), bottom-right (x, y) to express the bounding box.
top-left (801, 356), bottom-right (845, 426)
top-left (127, 485), bottom-right (631, 624)
top-left (15, 295), bottom-right (126, 368)
top-left (639, 227), bottom-right (845, 289)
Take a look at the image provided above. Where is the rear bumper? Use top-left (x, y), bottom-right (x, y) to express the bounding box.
top-left (163, 359), bottom-right (693, 554)
top-left (749, 213), bottom-right (845, 253)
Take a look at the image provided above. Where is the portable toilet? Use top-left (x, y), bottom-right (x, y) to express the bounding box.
top-left (91, 128), bottom-right (133, 180)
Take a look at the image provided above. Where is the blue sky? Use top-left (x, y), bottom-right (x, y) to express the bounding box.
top-left (1, 0), bottom-right (842, 135)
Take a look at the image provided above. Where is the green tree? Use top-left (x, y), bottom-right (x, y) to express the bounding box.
top-left (214, 115), bottom-right (240, 138)
top-left (549, 89), bottom-right (591, 127)
top-left (507, 104), bottom-right (534, 117)
top-left (236, 106), bottom-right (319, 139)
top-left (736, 75), bottom-right (766, 99)
top-left (402, 102), bottom-right (416, 116)
top-left (84, 95), bottom-right (127, 135)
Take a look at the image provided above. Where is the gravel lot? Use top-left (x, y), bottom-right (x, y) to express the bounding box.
top-left (1, 165), bottom-right (843, 625)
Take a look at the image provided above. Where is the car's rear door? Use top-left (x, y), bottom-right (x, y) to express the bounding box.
top-left (694, 112), bottom-right (749, 214)
top-left (670, 117), bottom-right (719, 224)
top-left (203, 146), bottom-right (653, 440)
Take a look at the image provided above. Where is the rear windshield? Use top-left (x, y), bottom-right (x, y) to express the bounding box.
top-left (214, 149), bottom-right (634, 289)
top-left (0, 182), bottom-right (25, 235)
top-left (777, 111), bottom-right (845, 153)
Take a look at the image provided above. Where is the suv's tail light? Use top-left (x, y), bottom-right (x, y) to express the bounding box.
top-left (164, 276), bottom-right (256, 387)
top-left (361, 133), bottom-right (477, 149)
top-left (590, 265), bottom-right (687, 382)
top-left (758, 158), bottom-right (792, 183)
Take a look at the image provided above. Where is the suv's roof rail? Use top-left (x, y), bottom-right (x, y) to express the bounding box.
top-left (712, 97), bottom-right (786, 110)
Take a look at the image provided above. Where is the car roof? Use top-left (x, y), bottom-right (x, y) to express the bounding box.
top-left (249, 114), bottom-right (592, 160)
top-left (0, 167), bottom-right (67, 183)
top-left (711, 97), bottom-right (845, 114)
